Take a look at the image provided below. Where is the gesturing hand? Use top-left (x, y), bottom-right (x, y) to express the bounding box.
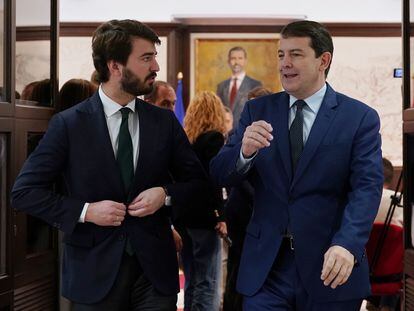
top-left (128, 187), bottom-right (165, 217)
top-left (85, 200), bottom-right (126, 226)
top-left (321, 245), bottom-right (355, 289)
top-left (241, 120), bottom-right (273, 158)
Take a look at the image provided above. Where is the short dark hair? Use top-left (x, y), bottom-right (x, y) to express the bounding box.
top-left (144, 81), bottom-right (172, 103)
top-left (383, 157), bottom-right (394, 185)
top-left (30, 79), bottom-right (51, 107)
top-left (228, 46), bottom-right (247, 59)
top-left (280, 20), bottom-right (334, 77)
top-left (92, 19), bottom-right (160, 83)
top-left (58, 79), bottom-right (97, 112)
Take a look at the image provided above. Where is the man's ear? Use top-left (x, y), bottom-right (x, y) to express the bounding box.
top-left (107, 60), bottom-right (123, 79)
top-left (320, 52), bottom-right (332, 73)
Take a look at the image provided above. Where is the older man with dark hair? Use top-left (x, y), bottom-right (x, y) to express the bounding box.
top-left (144, 80), bottom-right (176, 111)
top-left (211, 20), bottom-right (383, 310)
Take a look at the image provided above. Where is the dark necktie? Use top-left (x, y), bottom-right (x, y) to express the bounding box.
top-left (289, 100), bottom-right (306, 172)
top-left (229, 78), bottom-right (238, 110)
top-left (117, 107), bottom-right (134, 194)
top-left (117, 107), bottom-right (135, 256)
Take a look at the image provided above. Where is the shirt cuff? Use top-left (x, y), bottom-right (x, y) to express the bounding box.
top-left (78, 203), bottom-right (89, 223)
top-left (236, 149), bottom-right (257, 172)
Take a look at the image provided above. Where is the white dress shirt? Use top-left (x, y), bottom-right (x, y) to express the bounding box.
top-left (79, 85), bottom-right (140, 222)
top-left (228, 72), bottom-right (246, 96)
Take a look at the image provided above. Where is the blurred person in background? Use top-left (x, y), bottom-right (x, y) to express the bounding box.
top-left (176, 91), bottom-right (228, 311)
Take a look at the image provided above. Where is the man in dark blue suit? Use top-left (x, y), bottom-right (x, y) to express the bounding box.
top-left (210, 20), bottom-right (383, 310)
top-left (11, 19), bottom-right (206, 310)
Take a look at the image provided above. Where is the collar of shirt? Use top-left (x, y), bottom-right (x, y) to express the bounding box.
top-left (288, 83), bottom-right (327, 114)
top-left (231, 72), bottom-right (246, 88)
top-left (99, 85), bottom-right (136, 117)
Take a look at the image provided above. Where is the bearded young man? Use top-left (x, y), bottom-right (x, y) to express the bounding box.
top-left (11, 19), bottom-right (206, 310)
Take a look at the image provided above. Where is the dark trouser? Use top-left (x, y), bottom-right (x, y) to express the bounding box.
top-left (243, 239), bottom-right (363, 311)
top-left (72, 252), bottom-right (177, 311)
top-left (223, 236), bottom-right (245, 311)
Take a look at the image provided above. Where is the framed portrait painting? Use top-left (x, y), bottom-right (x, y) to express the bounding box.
top-left (190, 33), bottom-right (282, 99)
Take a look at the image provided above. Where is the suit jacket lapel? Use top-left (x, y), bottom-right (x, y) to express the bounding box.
top-left (290, 85), bottom-right (339, 189)
top-left (223, 79), bottom-right (230, 106)
top-left (274, 92), bottom-right (292, 183)
top-left (78, 93), bottom-right (125, 197)
top-left (128, 99), bottom-right (159, 202)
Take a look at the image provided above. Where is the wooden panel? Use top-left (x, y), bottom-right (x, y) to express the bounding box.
top-left (404, 121), bottom-right (414, 133)
top-left (14, 105), bottom-right (54, 121)
top-left (12, 22), bottom-right (400, 39)
top-left (405, 277), bottom-right (414, 310)
top-left (405, 249), bottom-right (414, 278)
top-left (60, 22), bottom-right (182, 37)
top-left (404, 108), bottom-right (414, 121)
top-left (13, 275), bottom-right (56, 311)
top-left (16, 26), bottom-right (50, 41)
top-left (0, 291), bottom-right (12, 309)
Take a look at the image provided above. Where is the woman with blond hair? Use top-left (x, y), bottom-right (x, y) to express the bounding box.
top-left (177, 91), bottom-right (227, 311)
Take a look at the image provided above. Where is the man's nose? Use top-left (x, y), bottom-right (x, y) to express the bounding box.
top-left (152, 59), bottom-right (160, 72)
top-left (280, 56), bottom-right (292, 68)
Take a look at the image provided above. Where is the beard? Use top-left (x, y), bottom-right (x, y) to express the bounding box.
top-left (120, 68), bottom-right (156, 97)
top-left (231, 65), bottom-right (243, 74)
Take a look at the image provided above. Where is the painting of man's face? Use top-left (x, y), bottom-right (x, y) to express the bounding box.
top-left (228, 50), bottom-right (247, 74)
top-left (194, 38), bottom-right (282, 95)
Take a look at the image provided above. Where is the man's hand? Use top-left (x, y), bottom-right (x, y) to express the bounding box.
top-left (321, 245), bottom-right (355, 289)
top-left (241, 121), bottom-right (273, 158)
top-left (172, 228), bottom-right (183, 252)
top-left (85, 200), bottom-right (126, 226)
top-left (128, 187), bottom-right (165, 217)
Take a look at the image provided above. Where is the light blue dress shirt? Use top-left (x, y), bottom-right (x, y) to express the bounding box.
top-left (238, 83), bottom-right (328, 168)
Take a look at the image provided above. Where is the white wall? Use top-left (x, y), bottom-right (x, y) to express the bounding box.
top-left (59, 36), bottom-right (168, 88)
top-left (16, 0), bottom-right (50, 26)
top-left (59, 0), bottom-right (402, 23)
top-left (328, 37), bottom-right (402, 165)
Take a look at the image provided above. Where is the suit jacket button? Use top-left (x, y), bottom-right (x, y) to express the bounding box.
top-left (118, 234), bottom-right (125, 241)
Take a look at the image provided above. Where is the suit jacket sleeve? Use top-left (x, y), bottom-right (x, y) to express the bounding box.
top-left (330, 108), bottom-right (383, 261)
top-left (11, 113), bottom-right (85, 234)
top-left (210, 101), bottom-right (256, 187)
top-left (164, 114), bottom-right (209, 208)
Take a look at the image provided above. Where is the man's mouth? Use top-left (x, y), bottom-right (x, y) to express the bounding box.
top-left (146, 73), bottom-right (157, 82)
top-left (282, 73), bottom-right (298, 79)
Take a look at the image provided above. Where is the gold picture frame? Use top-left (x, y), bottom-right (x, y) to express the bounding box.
top-left (194, 38), bottom-right (282, 95)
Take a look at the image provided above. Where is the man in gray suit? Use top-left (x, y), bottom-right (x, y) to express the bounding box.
top-left (216, 46), bottom-right (262, 128)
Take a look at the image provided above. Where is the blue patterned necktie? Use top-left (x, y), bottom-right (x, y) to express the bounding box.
top-left (289, 100), bottom-right (306, 172)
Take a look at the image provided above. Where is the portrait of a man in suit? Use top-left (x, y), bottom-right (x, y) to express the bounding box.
top-left (216, 46), bottom-right (262, 128)
top-left (211, 20), bottom-right (383, 310)
top-left (11, 19), bottom-right (207, 310)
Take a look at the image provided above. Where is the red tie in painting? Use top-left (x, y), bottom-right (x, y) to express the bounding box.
top-left (229, 78), bottom-right (237, 110)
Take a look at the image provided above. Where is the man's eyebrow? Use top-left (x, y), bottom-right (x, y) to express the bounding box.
top-left (278, 48), bottom-right (304, 53)
top-left (139, 51), bottom-right (157, 57)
